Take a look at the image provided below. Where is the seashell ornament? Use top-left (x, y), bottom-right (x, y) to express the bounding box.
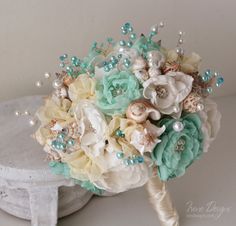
top-left (147, 50), bottom-right (165, 77)
top-left (183, 92), bottom-right (202, 113)
top-left (132, 57), bottom-right (149, 83)
top-left (126, 99), bottom-right (161, 123)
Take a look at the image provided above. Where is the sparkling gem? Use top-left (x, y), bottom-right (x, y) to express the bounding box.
top-left (137, 156), bottom-right (144, 163)
top-left (60, 62), bottom-right (65, 68)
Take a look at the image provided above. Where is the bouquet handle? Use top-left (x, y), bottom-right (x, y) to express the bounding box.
top-left (147, 177), bottom-right (179, 226)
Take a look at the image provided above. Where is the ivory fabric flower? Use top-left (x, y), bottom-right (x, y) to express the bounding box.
top-left (165, 49), bottom-right (201, 74)
top-left (198, 99), bottom-right (221, 152)
top-left (96, 71), bottom-right (142, 115)
top-left (68, 74), bottom-right (96, 102)
top-left (152, 113), bottom-right (204, 181)
top-left (94, 160), bottom-right (152, 193)
top-left (73, 100), bottom-right (107, 157)
top-left (61, 149), bottom-right (104, 182)
top-left (143, 71), bottom-right (193, 114)
top-left (35, 97), bottom-right (73, 146)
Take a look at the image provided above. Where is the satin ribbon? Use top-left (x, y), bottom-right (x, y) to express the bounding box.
top-left (147, 177), bottom-right (179, 226)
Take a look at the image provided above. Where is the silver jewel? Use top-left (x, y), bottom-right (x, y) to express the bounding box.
top-left (156, 86), bottom-right (168, 98)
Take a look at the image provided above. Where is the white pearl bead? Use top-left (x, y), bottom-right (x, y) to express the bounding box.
top-left (29, 118), bottom-right (37, 126)
top-left (44, 72), bottom-right (51, 79)
top-left (35, 81), bottom-right (43, 87)
top-left (173, 121), bottom-right (184, 132)
top-left (15, 111), bottom-right (21, 116)
top-left (24, 110), bottom-right (30, 116)
top-left (52, 79), bottom-right (63, 89)
top-left (173, 105), bottom-right (180, 113)
top-left (197, 103), bottom-right (204, 111)
top-left (159, 21), bottom-right (164, 28)
top-left (151, 25), bottom-right (158, 33)
top-left (179, 31), bottom-right (183, 36)
top-left (178, 39), bottom-right (184, 44)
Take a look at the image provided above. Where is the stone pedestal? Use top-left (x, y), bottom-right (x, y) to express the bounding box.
top-left (0, 96), bottom-right (93, 226)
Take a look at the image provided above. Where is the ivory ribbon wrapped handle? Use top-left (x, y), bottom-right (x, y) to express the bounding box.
top-left (147, 177), bottom-right (179, 226)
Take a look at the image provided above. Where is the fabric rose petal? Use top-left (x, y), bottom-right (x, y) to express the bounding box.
top-left (143, 72), bottom-right (193, 115)
top-left (73, 100), bottom-right (107, 157)
top-left (68, 74), bottom-right (96, 102)
top-left (198, 98), bottom-right (221, 152)
top-left (152, 113), bottom-right (204, 181)
top-left (96, 71), bottom-right (142, 115)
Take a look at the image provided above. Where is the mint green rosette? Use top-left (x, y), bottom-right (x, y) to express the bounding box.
top-left (96, 71), bottom-right (142, 115)
top-left (132, 36), bottom-right (160, 56)
top-left (152, 113), bottom-right (204, 181)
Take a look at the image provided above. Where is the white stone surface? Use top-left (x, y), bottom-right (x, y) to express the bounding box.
top-left (0, 96), bottom-right (93, 226)
top-left (0, 95), bottom-right (235, 226)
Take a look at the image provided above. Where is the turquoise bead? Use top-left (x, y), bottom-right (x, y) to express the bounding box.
top-left (128, 27), bottom-right (133, 32)
top-left (60, 62), bottom-right (65, 68)
top-left (130, 33), bottom-right (136, 40)
top-left (124, 22), bottom-right (131, 28)
top-left (119, 40), bottom-right (126, 46)
top-left (67, 139), bottom-right (75, 146)
top-left (127, 41), bottom-right (133, 47)
top-left (137, 156), bottom-right (144, 163)
top-left (104, 65), bottom-right (110, 72)
top-left (116, 152), bottom-right (124, 159)
top-left (216, 77), bottom-right (224, 87)
top-left (115, 129), bottom-right (125, 137)
top-left (57, 133), bottom-right (65, 140)
top-left (207, 87), bottom-right (213, 93)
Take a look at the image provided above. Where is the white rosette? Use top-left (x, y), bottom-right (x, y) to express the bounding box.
top-left (143, 71), bottom-right (193, 115)
top-left (198, 98), bottom-right (221, 152)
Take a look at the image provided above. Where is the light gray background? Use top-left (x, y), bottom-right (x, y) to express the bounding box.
top-left (0, 0), bottom-right (235, 101)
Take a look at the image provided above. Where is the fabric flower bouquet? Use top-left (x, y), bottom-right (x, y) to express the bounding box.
top-left (34, 22), bottom-right (223, 225)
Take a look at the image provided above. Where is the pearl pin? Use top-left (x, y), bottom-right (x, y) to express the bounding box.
top-left (15, 111), bottom-right (21, 116)
top-left (52, 79), bottom-right (63, 89)
top-left (35, 81), bottom-right (43, 88)
top-left (173, 121), bottom-right (184, 132)
top-left (44, 72), bottom-right (51, 79)
top-left (29, 118), bottom-right (37, 127)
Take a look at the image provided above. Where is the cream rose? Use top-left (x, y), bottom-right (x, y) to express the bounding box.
top-left (143, 72), bottom-right (193, 114)
top-left (68, 74), bottom-right (96, 102)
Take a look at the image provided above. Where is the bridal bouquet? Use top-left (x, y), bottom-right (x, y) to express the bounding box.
top-left (34, 22), bottom-right (223, 225)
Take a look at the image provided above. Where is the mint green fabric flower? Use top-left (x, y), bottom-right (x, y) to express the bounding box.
top-left (96, 71), bottom-right (142, 115)
top-left (49, 161), bottom-right (103, 195)
top-left (152, 113), bottom-right (204, 181)
top-left (132, 36), bottom-right (160, 56)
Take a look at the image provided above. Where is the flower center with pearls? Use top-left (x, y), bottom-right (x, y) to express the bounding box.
top-left (155, 85), bottom-right (168, 98)
top-left (175, 139), bottom-right (185, 152)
